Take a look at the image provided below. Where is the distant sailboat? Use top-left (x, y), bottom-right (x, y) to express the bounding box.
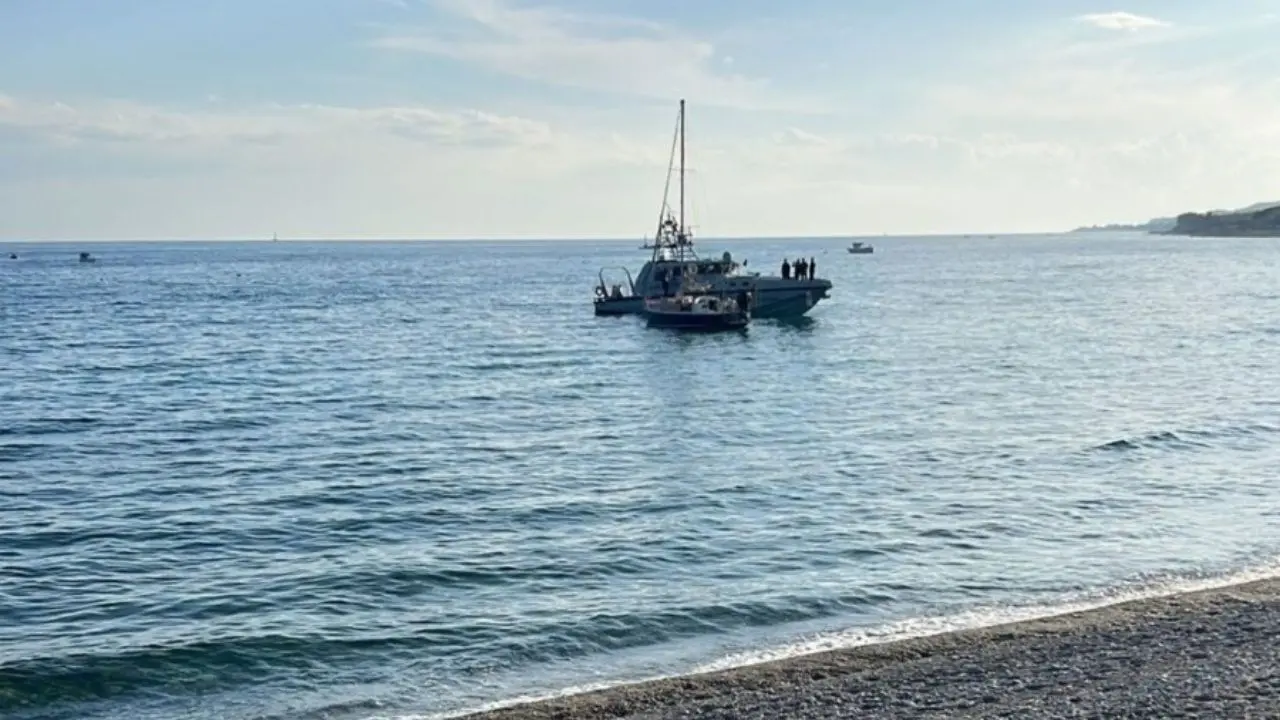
top-left (272, 232), bottom-right (279, 242)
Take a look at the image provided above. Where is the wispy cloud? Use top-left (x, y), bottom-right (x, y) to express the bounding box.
top-left (0, 95), bottom-right (555, 150)
top-left (910, 17), bottom-right (1280, 225)
top-left (0, 91), bottom-right (674, 239)
top-left (9, 2), bottom-right (1280, 239)
top-left (1077, 11), bottom-right (1171, 31)
top-left (371, 0), bottom-right (810, 111)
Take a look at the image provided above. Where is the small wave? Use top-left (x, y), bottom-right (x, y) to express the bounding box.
top-left (0, 633), bottom-right (421, 711)
top-left (1089, 421), bottom-right (1279, 454)
top-left (0, 417), bottom-right (100, 437)
top-left (313, 558), bottom-right (664, 597)
top-left (0, 442), bottom-right (50, 461)
top-left (170, 416), bottom-right (275, 434)
top-left (1093, 430), bottom-right (1192, 452)
top-left (0, 590), bottom-right (892, 715)
top-left (420, 560), bottom-right (1280, 720)
top-left (688, 559), bottom-right (1280, 674)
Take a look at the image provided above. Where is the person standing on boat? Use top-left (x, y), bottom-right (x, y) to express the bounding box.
top-left (781, 259), bottom-right (790, 279)
top-left (809, 256), bottom-right (816, 279)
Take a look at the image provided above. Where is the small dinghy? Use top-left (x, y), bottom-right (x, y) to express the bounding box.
top-left (643, 269), bottom-right (750, 332)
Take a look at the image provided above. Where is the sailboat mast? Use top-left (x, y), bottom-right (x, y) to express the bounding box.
top-left (679, 99), bottom-right (686, 236)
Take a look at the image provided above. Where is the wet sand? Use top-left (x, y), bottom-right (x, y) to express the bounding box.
top-left (459, 578), bottom-right (1280, 719)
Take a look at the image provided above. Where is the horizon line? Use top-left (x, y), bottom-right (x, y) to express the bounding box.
top-left (2, 231), bottom-right (1083, 244)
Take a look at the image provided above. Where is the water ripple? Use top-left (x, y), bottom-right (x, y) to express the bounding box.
top-left (2, 236), bottom-right (1280, 720)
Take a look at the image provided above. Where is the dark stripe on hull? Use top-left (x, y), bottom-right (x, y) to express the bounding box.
top-left (594, 299), bottom-right (643, 316)
top-left (645, 312), bottom-right (749, 331)
top-left (596, 287), bottom-right (826, 319)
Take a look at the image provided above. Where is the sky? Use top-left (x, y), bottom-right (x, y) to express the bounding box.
top-left (2, 0), bottom-right (1280, 240)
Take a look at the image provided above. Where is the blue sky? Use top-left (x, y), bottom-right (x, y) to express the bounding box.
top-left (3, 0), bottom-right (1280, 239)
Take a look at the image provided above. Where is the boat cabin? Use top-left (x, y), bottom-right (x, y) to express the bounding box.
top-left (661, 293), bottom-right (736, 314)
top-left (632, 252), bottom-right (754, 297)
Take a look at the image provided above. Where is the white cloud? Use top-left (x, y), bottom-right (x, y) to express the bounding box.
top-left (371, 0), bottom-right (809, 111)
top-left (0, 92), bottom-right (692, 239)
top-left (7, 69), bottom-right (1280, 240)
top-left (0, 96), bottom-right (558, 152)
top-left (780, 127), bottom-right (833, 147)
top-left (7, 5), bottom-right (1280, 240)
top-left (914, 25), bottom-right (1280, 227)
top-left (1077, 11), bottom-right (1171, 31)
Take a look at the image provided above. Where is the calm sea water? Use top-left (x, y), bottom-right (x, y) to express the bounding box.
top-left (3, 234), bottom-right (1280, 719)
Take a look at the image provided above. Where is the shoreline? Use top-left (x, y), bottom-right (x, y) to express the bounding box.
top-left (457, 576), bottom-right (1280, 719)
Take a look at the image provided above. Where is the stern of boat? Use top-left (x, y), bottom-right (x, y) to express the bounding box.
top-left (593, 266), bottom-right (644, 316)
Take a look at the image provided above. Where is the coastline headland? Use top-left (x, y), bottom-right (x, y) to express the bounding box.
top-left (1074, 199), bottom-right (1280, 237)
top-left (1160, 203), bottom-right (1280, 237)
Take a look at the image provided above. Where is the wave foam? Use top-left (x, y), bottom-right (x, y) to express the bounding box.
top-left (407, 559), bottom-right (1280, 720)
top-left (690, 558), bottom-right (1280, 674)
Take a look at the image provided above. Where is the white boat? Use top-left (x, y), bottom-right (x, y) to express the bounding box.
top-left (847, 241), bottom-right (874, 254)
top-left (644, 270), bottom-right (750, 331)
top-left (593, 99), bottom-right (832, 319)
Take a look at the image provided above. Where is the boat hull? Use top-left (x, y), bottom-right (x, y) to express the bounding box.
top-left (645, 309), bottom-right (749, 331)
top-left (847, 248), bottom-right (873, 254)
top-left (751, 280), bottom-right (831, 317)
top-left (594, 297), bottom-right (643, 316)
top-left (596, 281), bottom-right (829, 319)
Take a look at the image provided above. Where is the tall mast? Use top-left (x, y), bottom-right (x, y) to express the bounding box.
top-left (679, 98), bottom-right (686, 236)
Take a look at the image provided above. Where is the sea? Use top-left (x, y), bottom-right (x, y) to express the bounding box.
top-left (3, 233), bottom-right (1280, 720)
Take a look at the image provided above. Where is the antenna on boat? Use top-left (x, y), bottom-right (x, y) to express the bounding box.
top-left (647, 99), bottom-right (698, 265)
top-left (679, 98), bottom-right (686, 239)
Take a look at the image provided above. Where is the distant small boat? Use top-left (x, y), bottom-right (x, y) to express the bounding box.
top-left (79, 252), bottom-right (96, 263)
top-left (847, 242), bottom-right (874, 254)
top-left (7, 253), bottom-right (16, 260)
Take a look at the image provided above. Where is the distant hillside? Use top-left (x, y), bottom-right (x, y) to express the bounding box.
top-left (1071, 216), bottom-right (1176, 233)
top-left (1161, 203), bottom-right (1280, 237)
top-left (1231, 200), bottom-right (1280, 214)
top-left (1074, 200), bottom-right (1280, 236)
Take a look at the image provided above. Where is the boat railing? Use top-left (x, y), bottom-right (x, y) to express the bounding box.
top-left (596, 266), bottom-right (636, 300)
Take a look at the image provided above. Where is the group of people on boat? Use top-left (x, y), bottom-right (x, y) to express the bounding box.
top-left (781, 257), bottom-right (816, 280)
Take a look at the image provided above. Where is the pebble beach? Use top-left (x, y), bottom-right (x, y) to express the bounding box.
top-left (461, 577), bottom-right (1280, 719)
